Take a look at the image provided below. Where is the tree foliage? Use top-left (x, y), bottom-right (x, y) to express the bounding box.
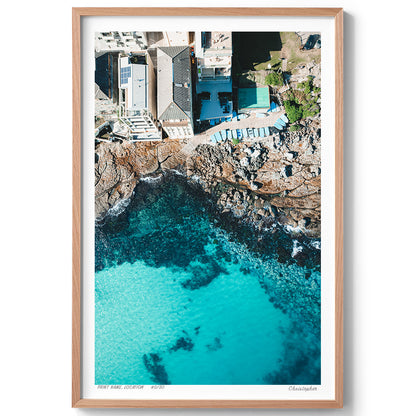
top-left (283, 100), bottom-right (303, 123)
top-left (282, 77), bottom-right (321, 123)
top-left (265, 71), bottom-right (284, 87)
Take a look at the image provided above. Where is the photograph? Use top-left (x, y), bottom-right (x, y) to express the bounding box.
top-left (6, 1), bottom-right (416, 415)
top-left (94, 30), bottom-right (322, 386)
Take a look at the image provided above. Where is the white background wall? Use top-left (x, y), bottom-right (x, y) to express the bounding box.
top-left (1, 0), bottom-right (415, 414)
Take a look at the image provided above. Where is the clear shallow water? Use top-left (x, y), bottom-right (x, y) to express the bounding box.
top-left (95, 173), bottom-right (321, 385)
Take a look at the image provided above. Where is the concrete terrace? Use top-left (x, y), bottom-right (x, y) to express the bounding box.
top-left (177, 109), bottom-right (287, 156)
top-left (197, 79), bottom-right (232, 121)
top-left (198, 109), bottom-right (285, 138)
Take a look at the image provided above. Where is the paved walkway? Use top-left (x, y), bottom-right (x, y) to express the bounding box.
top-left (177, 109), bottom-right (286, 157)
top-left (195, 109), bottom-right (285, 141)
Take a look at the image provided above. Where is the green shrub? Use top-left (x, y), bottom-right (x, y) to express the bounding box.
top-left (283, 100), bottom-right (303, 123)
top-left (289, 125), bottom-right (302, 132)
top-left (302, 107), bottom-right (319, 118)
top-left (231, 138), bottom-right (240, 145)
top-left (265, 71), bottom-right (284, 87)
top-left (284, 80), bottom-right (321, 122)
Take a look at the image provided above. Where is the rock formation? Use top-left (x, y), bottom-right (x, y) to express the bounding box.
top-left (95, 121), bottom-right (321, 237)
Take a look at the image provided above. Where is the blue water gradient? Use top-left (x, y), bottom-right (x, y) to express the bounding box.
top-left (95, 173), bottom-right (321, 385)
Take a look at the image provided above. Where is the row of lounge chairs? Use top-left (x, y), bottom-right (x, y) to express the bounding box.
top-left (210, 126), bottom-right (273, 143)
top-left (209, 112), bottom-right (249, 126)
top-left (268, 101), bottom-right (280, 113)
top-left (208, 104), bottom-right (281, 126)
top-left (273, 114), bottom-right (289, 130)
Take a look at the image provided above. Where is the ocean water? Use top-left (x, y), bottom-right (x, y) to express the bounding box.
top-left (95, 173), bottom-right (321, 385)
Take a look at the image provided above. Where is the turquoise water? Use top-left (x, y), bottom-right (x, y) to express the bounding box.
top-left (95, 173), bottom-right (321, 385)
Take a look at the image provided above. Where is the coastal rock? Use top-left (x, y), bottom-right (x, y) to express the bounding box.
top-left (157, 140), bottom-right (187, 170)
top-left (95, 141), bottom-right (159, 218)
top-left (240, 157), bottom-right (250, 167)
top-left (95, 122), bottom-right (322, 236)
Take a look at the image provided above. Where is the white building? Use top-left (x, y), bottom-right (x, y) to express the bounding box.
top-left (115, 54), bottom-right (161, 141)
top-left (195, 32), bottom-right (232, 81)
top-left (95, 31), bottom-right (148, 56)
top-left (195, 32), bottom-right (233, 122)
top-left (163, 32), bottom-right (190, 47)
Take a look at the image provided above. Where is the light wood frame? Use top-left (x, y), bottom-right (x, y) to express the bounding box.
top-left (73, 7), bottom-right (343, 408)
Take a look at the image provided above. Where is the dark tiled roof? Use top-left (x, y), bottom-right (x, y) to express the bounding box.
top-left (160, 102), bottom-right (188, 120)
top-left (158, 46), bottom-right (188, 59)
top-left (157, 46), bottom-right (192, 122)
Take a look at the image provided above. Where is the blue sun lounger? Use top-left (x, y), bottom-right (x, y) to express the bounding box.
top-left (232, 130), bottom-right (238, 139)
top-left (214, 132), bottom-right (222, 142)
top-left (256, 112), bottom-right (266, 118)
top-left (253, 128), bottom-right (258, 138)
top-left (276, 118), bottom-right (286, 127)
top-left (227, 130), bottom-right (232, 140)
top-left (259, 127), bottom-right (265, 138)
top-left (220, 130), bottom-right (227, 140)
top-left (243, 128), bottom-right (248, 138)
top-left (237, 129), bottom-right (243, 139)
top-left (210, 135), bottom-right (217, 143)
top-left (281, 114), bottom-right (289, 123)
top-left (264, 126), bottom-right (271, 136)
top-left (274, 122), bottom-right (283, 130)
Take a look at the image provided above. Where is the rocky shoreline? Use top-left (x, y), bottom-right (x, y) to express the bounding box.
top-left (95, 120), bottom-right (321, 238)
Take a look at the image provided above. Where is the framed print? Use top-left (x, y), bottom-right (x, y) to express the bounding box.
top-left (72, 7), bottom-right (343, 408)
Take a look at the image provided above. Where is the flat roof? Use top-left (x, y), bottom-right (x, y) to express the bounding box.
top-left (130, 65), bottom-right (148, 110)
top-left (238, 87), bottom-right (270, 110)
top-left (195, 32), bottom-right (232, 58)
top-left (119, 57), bottom-right (149, 110)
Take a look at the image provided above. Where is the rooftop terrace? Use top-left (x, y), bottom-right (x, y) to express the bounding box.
top-left (195, 32), bottom-right (232, 58)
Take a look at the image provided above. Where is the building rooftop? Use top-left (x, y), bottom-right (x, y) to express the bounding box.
top-left (157, 46), bottom-right (192, 121)
top-left (95, 31), bottom-right (147, 55)
top-left (195, 32), bottom-right (232, 57)
top-left (119, 56), bottom-right (149, 111)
